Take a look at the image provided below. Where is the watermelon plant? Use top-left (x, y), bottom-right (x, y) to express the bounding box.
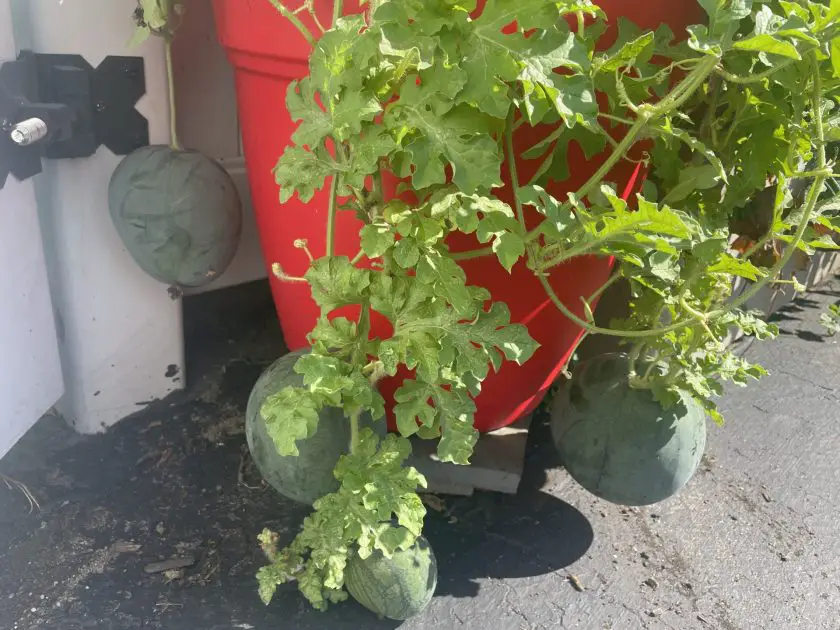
top-left (109, 0), bottom-right (243, 294)
top-left (250, 0), bottom-right (840, 616)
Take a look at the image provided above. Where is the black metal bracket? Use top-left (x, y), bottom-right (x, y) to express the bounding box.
top-left (0, 51), bottom-right (149, 189)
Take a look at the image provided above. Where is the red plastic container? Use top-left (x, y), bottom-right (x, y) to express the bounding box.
top-left (212, 0), bottom-right (704, 432)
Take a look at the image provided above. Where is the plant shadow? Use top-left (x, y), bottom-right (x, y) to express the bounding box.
top-left (424, 411), bottom-right (593, 600)
top-left (796, 329), bottom-right (826, 343)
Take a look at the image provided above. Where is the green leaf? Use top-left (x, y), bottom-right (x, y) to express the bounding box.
top-left (596, 32), bottom-right (655, 73)
top-left (305, 257), bottom-right (371, 312)
top-left (687, 25), bottom-right (723, 56)
top-left (708, 255), bottom-right (765, 281)
top-left (360, 223), bottom-right (395, 258)
top-left (434, 386), bottom-right (479, 465)
top-left (394, 380), bottom-right (438, 437)
top-left (342, 128), bottom-right (396, 191)
top-left (288, 76), bottom-right (382, 148)
top-left (273, 146), bottom-right (336, 204)
top-left (416, 249), bottom-right (474, 316)
top-left (309, 16), bottom-right (379, 98)
top-left (139, 0), bottom-right (168, 30)
top-left (260, 386), bottom-right (322, 456)
top-left (388, 81), bottom-right (503, 191)
top-left (662, 164), bottom-right (723, 204)
top-left (733, 34), bottom-right (802, 60)
top-left (393, 237), bottom-right (421, 268)
top-left (309, 316), bottom-right (358, 353)
top-left (257, 563), bottom-right (291, 605)
top-left (595, 190), bottom-right (695, 242)
top-left (128, 25), bottom-right (152, 47)
top-left (519, 185), bottom-right (578, 238)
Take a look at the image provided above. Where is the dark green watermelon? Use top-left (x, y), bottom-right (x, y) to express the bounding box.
top-left (108, 145), bottom-right (242, 288)
top-left (246, 349), bottom-right (382, 505)
top-left (345, 534), bottom-right (437, 621)
top-left (551, 353), bottom-right (707, 506)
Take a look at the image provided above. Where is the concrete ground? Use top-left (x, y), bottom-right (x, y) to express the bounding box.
top-left (0, 279), bottom-right (838, 630)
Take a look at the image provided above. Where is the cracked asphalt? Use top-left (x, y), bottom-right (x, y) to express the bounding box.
top-left (0, 280), bottom-right (838, 630)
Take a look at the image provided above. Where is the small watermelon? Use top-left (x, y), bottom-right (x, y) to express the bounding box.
top-left (108, 145), bottom-right (242, 288)
top-left (551, 353), bottom-right (707, 506)
top-left (345, 534), bottom-right (437, 621)
top-left (246, 350), bottom-right (382, 505)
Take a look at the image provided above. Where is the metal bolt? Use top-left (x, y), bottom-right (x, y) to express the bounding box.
top-left (10, 118), bottom-right (48, 146)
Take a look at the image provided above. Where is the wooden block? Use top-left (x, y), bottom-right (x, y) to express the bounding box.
top-left (407, 415), bottom-right (532, 496)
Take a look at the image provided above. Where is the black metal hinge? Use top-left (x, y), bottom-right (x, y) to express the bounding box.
top-left (0, 51), bottom-right (149, 189)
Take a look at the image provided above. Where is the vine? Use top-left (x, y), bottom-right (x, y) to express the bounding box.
top-left (254, 0), bottom-right (840, 611)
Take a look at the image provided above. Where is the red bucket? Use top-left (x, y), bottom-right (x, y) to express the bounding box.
top-left (212, 0), bottom-right (704, 432)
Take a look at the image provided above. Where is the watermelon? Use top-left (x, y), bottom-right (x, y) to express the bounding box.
top-left (551, 353), bottom-right (707, 506)
top-left (246, 349), bottom-right (382, 505)
top-left (345, 534), bottom-right (437, 621)
top-left (108, 145), bottom-right (242, 288)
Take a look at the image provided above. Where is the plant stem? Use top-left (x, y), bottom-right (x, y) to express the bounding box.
top-left (164, 37), bottom-right (181, 150)
top-left (269, 0), bottom-right (317, 46)
top-left (451, 245), bottom-right (495, 261)
top-left (567, 115), bottom-right (648, 204)
top-left (654, 56), bottom-right (718, 113)
top-left (537, 272), bottom-right (692, 338)
top-left (326, 173), bottom-right (339, 257)
top-left (271, 262), bottom-right (307, 283)
top-left (587, 272), bottom-right (620, 304)
top-left (715, 59), bottom-right (795, 84)
top-left (332, 0), bottom-right (343, 25)
top-left (505, 107), bottom-right (529, 240)
top-left (598, 112), bottom-right (636, 126)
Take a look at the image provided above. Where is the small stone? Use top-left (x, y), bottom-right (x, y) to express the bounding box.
top-left (779, 553), bottom-right (788, 562)
top-left (640, 551), bottom-right (650, 560)
top-left (730, 515), bottom-right (738, 521)
top-left (644, 578), bottom-right (658, 590)
top-left (762, 491), bottom-right (772, 503)
top-left (646, 610), bottom-right (657, 618)
top-left (155, 523), bottom-right (165, 536)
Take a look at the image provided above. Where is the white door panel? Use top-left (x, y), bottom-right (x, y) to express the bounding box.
top-left (0, 0), bottom-right (64, 459)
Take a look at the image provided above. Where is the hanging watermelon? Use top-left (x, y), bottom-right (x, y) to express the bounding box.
top-left (551, 353), bottom-right (707, 506)
top-left (109, 0), bottom-right (242, 291)
top-left (108, 145), bottom-right (242, 288)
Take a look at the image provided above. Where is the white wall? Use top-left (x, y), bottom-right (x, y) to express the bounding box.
top-left (12, 0), bottom-right (185, 433)
top-left (0, 0), bottom-right (65, 458)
